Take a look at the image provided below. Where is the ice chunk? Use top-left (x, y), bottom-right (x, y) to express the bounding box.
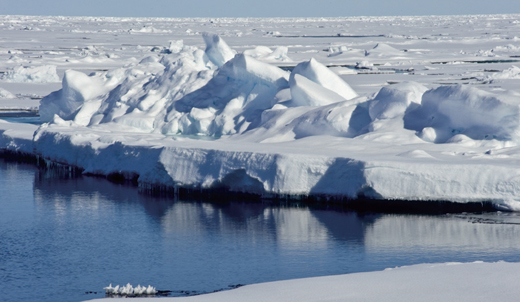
top-left (290, 74), bottom-right (346, 107)
top-left (404, 85), bottom-right (520, 143)
top-left (244, 46), bottom-right (291, 62)
top-left (167, 54), bottom-right (289, 136)
top-left (39, 70), bottom-right (106, 122)
top-left (104, 283), bottom-right (157, 296)
top-left (202, 33), bottom-right (236, 67)
top-left (168, 40), bottom-right (184, 54)
top-left (39, 44), bottom-right (213, 130)
top-left (290, 58), bottom-right (357, 100)
top-left (369, 81), bottom-right (427, 120)
top-left (243, 46), bottom-right (273, 58)
top-left (482, 65), bottom-right (520, 81)
top-left (288, 99), bottom-right (370, 139)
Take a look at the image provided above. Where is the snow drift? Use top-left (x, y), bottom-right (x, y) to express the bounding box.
top-left (404, 85), bottom-right (520, 143)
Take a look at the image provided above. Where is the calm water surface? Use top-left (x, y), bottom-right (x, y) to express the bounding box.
top-left (2, 158), bottom-right (520, 302)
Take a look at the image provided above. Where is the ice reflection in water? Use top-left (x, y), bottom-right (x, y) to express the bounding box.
top-left (1, 158), bottom-right (520, 302)
top-left (365, 213), bottom-right (520, 263)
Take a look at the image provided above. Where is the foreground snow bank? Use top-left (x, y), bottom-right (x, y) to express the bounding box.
top-left (85, 262), bottom-right (520, 302)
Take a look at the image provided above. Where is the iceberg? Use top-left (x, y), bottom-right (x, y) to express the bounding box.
top-left (1, 34), bottom-right (520, 211)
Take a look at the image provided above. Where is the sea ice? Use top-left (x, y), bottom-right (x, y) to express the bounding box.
top-left (87, 262), bottom-right (520, 302)
top-left (2, 65), bottom-right (60, 83)
top-left (0, 87), bottom-right (16, 99)
top-left (3, 16), bottom-right (520, 211)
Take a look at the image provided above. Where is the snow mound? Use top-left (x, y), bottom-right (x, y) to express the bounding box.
top-left (404, 85), bottom-right (520, 143)
top-left (0, 87), bottom-right (16, 99)
top-left (2, 65), bottom-right (60, 83)
top-left (290, 74), bottom-right (347, 107)
top-left (168, 40), bottom-right (184, 54)
top-left (243, 46), bottom-right (292, 62)
top-left (369, 81), bottom-right (427, 120)
top-left (254, 97), bottom-right (370, 141)
top-left (290, 58), bottom-right (358, 100)
top-left (129, 26), bottom-right (169, 34)
top-left (482, 65), bottom-right (520, 81)
top-left (365, 43), bottom-right (404, 57)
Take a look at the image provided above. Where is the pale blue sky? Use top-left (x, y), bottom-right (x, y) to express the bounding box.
top-left (1, 0), bottom-right (519, 17)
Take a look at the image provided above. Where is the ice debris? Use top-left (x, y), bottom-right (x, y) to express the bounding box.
top-left (202, 32), bottom-right (236, 67)
top-left (39, 34), bottom-right (359, 140)
top-left (0, 87), bottom-right (16, 99)
top-left (2, 65), bottom-right (59, 83)
top-left (104, 283), bottom-right (157, 296)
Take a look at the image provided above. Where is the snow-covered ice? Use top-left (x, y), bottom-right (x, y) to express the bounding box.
top-left (2, 14), bottom-right (520, 211)
top-left (1, 65), bottom-right (60, 83)
top-left (86, 262), bottom-right (520, 302)
top-left (2, 14), bottom-right (520, 302)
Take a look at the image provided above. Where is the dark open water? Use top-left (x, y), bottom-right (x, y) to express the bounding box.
top-left (2, 158), bottom-right (520, 302)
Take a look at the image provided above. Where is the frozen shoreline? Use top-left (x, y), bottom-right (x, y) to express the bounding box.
top-left (0, 121), bottom-right (510, 212)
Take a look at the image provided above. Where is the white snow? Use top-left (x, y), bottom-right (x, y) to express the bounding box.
top-left (2, 14), bottom-right (520, 211)
top-left (86, 262), bottom-right (520, 302)
top-left (483, 65), bottom-right (520, 81)
top-left (2, 15), bottom-right (520, 302)
top-left (202, 32), bottom-right (236, 67)
top-left (1, 65), bottom-right (60, 83)
top-left (290, 58), bottom-right (358, 101)
top-left (404, 85), bottom-right (520, 143)
top-left (0, 87), bottom-right (16, 99)
top-left (365, 43), bottom-right (405, 57)
top-left (243, 46), bottom-right (292, 62)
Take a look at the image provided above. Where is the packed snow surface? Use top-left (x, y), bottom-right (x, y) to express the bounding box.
top-left (86, 262), bottom-right (520, 302)
top-left (2, 14), bottom-right (520, 210)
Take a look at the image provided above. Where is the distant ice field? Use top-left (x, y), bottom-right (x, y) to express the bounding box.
top-left (2, 14), bottom-right (520, 210)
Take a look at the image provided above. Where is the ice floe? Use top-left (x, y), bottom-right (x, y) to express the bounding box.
top-left (3, 16), bottom-right (520, 212)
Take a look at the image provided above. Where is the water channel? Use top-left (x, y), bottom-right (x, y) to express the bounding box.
top-left (2, 158), bottom-right (520, 302)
